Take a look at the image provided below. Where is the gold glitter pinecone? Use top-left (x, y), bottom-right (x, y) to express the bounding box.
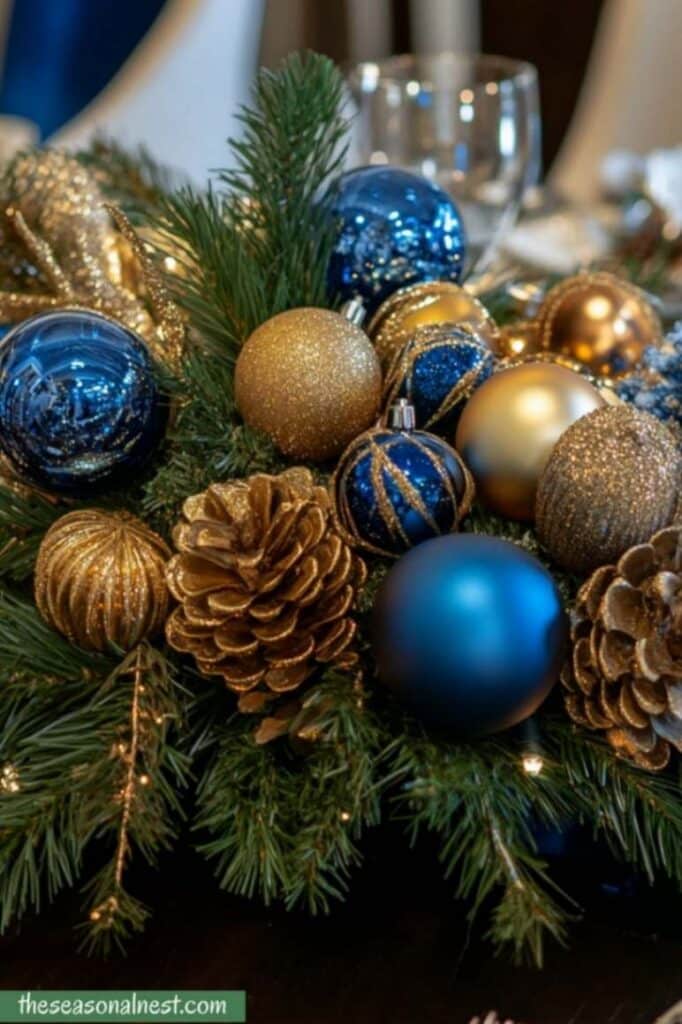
top-left (562, 525), bottom-right (682, 770)
top-left (165, 468), bottom-right (366, 720)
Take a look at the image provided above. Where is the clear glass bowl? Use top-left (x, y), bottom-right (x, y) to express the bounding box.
top-left (346, 53), bottom-right (542, 278)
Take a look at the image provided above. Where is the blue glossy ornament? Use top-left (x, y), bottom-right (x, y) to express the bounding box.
top-left (327, 166), bottom-right (467, 315)
top-left (0, 309), bottom-right (166, 494)
top-left (382, 324), bottom-right (494, 430)
top-left (333, 400), bottom-right (473, 557)
top-left (373, 534), bottom-right (568, 736)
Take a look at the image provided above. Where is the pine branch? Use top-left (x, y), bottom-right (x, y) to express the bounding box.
top-left (194, 672), bottom-right (383, 913)
top-left (82, 644), bottom-right (191, 953)
top-left (549, 718), bottom-right (682, 885)
top-left (76, 137), bottom-right (178, 217)
top-left (0, 484), bottom-right (64, 583)
top-left (143, 52), bottom-right (345, 524)
top-left (150, 50), bottom-right (347, 357)
top-left (142, 347), bottom-right (283, 531)
top-left (387, 728), bottom-right (575, 966)
top-left (194, 716), bottom-right (291, 905)
top-left (283, 673), bottom-right (383, 913)
top-left (0, 624), bottom-right (189, 947)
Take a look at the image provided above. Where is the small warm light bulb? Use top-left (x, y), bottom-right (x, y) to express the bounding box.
top-left (139, 774), bottom-right (151, 786)
top-left (90, 910), bottom-right (101, 922)
top-left (340, 810), bottom-right (351, 822)
top-left (522, 753), bottom-right (544, 776)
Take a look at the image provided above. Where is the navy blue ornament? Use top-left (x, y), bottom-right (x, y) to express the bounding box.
top-left (327, 166), bottom-right (466, 315)
top-left (0, 309), bottom-right (166, 494)
top-left (382, 324), bottom-right (494, 430)
top-left (373, 533), bottom-right (568, 737)
top-left (617, 322), bottom-right (682, 438)
top-left (333, 399), bottom-right (474, 557)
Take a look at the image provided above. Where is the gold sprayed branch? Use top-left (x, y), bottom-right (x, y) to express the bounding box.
top-left (0, 150), bottom-right (184, 369)
top-left (89, 645), bottom-right (148, 930)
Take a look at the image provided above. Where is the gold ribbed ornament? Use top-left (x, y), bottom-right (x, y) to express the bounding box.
top-left (367, 281), bottom-right (500, 367)
top-left (535, 270), bottom-right (661, 378)
top-left (235, 308), bottom-right (382, 462)
top-left (536, 406), bottom-right (681, 575)
top-left (455, 361), bottom-right (606, 521)
top-left (35, 510), bottom-right (171, 652)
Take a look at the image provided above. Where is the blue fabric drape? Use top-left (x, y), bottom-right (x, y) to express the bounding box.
top-left (0, 0), bottom-right (167, 138)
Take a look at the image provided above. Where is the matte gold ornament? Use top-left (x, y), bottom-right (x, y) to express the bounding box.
top-left (165, 468), bottom-right (366, 727)
top-left (561, 525), bottom-right (682, 771)
top-left (455, 361), bottom-right (606, 521)
top-left (235, 307), bottom-right (382, 462)
top-left (35, 510), bottom-right (171, 653)
top-left (0, 151), bottom-right (184, 368)
top-left (536, 406), bottom-right (681, 575)
top-left (536, 270), bottom-right (662, 378)
top-left (367, 281), bottom-right (500, 367)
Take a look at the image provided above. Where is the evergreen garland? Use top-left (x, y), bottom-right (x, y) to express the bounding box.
top-left (0, 51), bottom-right (679, 967)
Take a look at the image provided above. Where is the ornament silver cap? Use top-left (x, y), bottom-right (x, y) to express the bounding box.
top-left (340, 297), bottom-right (367, 327)
top-left (387, 398), bottom-right (416, 431)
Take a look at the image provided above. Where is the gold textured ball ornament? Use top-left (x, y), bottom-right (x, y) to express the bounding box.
top-left (367, 281), bottom-right (500, 367)
top-left (35, 510), bottom-right (171, 652)
top-left (535, 406), bottom-right (681, 575)
top-left (455, 361), bottom-right (606, 521)
top-left (235, 307), bottom-right (382, 462)
top-left (536, 270), bottom-right (662, 378)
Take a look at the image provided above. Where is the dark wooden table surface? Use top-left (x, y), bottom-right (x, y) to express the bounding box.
top-left (1, 824), bottom-right (680, 1024)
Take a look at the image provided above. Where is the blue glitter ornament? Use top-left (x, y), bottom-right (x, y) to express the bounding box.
top-left (0, 309), bottom-right (167, 494)
top-left (382, 324), bottom-right (494, 430)
top-left (373, 533), bottom-right (568, 737)
top-left (617, 322), bottom-right (682, 437)
top-left (333, 399), bottom-right (474, 557)
top-left (327, 166), bottom-right (466, 315)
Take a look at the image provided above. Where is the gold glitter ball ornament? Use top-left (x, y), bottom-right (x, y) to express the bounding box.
top-left (535, 270), bottom-right (662, 378)
top-left (367, 280), bottom-right (500, 367)
top-left (235, 308), bottom-right (382, 462)
top-left (455, 361), bottom-right (606, 521)
top-left (536, 406), bottom-right (681, 575)
top-left (561, 525), bottom-right (682, 771)
top-left (165, 468), bottom-right (366, 715)
top-left (35, 510), bottom-right (171, 653)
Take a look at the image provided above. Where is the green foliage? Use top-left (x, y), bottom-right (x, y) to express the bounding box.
top-left (0, 485), bottom-right (64, 583)
top-left (154, 51), bottom-right (348, 358)
top-left (0, 633), bottom-right (189, 950)
top-left (143, 51), bottom-right (345, 524)
top-left (0, 51), bottom-right (680, 969)
top-left (195, 672), bottom-right (382, 913)
top-left (386, 727), bottom-right (574, 966)
top-left (76, 136), bottom-right (177, 216)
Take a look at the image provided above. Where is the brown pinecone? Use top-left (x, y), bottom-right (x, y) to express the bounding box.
top-left (561, 525), bottom-right (682, 770)
top-left (165, 468), bottom-right (366, 734)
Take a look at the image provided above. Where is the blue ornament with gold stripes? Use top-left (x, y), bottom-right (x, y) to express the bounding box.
top-left (382, 324), bottom-right (494, 431)
top-left (333, 399), bottom-right (474, 558)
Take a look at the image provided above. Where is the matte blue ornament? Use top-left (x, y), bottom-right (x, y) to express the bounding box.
top-left (373, 534), bottom-right (568, 737)
top-left (327, 166), bottom-right (467, 315)
top-left (333, 399), bottom-right (474, 557)
top-left (0, 309), bottom-right (167, 494)
top-left (382, 324), bottom-right (494, 430)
